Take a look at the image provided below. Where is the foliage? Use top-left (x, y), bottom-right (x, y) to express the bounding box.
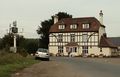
top-left (20, 39), bottom-right (38, 54)
top-left (0, 36), bottom-right (38, 54)
top-left (17, 47), bottom-right (28, 57)
top-left (0, 51), bottom-right (38, 77)
top-left (0, 38), bottom-right (3, 49)
top-left (0, 33), bottom-right (25, 50)
top-left (37, 12), bottom-right (72, 48)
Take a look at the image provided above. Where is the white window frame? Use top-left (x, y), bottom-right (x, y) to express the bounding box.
top-left (58, 46), bottom-right (63, 53)
top-left (82, 24), bottom-right (90, 29)
top-left (58, 25), bottom-right (65, 29)
top-left (57, 34), bottom-right (63, 42)
top-left (70, 24), bottom-right (77, 29)
top-left (82, 46), bottom-right (88, 53)
top-left (70, 34), bottom-right (75, 42)
top-left (82, 34), bottom-right (88, 42)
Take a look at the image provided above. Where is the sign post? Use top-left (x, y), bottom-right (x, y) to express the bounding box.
top-left (12, 21), bottom-right (18, 53)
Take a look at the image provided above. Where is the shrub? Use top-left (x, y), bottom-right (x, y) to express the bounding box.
top-left (0, 52), bottom-right (23, 65)
top-left (17, 48), bottom-right (28, 57)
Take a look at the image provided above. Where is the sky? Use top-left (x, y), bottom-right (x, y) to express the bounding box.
top-left (0, 0), bottom-right (120, 38)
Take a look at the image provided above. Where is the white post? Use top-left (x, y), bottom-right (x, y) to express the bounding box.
top-left (14, 34), bottom-right (17, 53)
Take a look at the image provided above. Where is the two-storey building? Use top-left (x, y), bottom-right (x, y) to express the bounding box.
top-left (49, 11), bottom-right (118, 57)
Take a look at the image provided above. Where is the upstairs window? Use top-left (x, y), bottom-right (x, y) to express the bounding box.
top-left (82, 24), bottom-right (90, 29)
top-left (70, 24), bottom-right (77, 29)
top-left (70, 34), bottom-right (75, 42)
top-left (57, 34), bottom-right (63, 42)
top-left (58, 25), bottom-right (65, 29)
top-left (82, 34), bottom-right (88, 42)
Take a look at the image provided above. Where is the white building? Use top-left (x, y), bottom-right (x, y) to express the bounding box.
top-left (49, 11), bottom-right (118, 57)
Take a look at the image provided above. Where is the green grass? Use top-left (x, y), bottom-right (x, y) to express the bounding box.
top-left (0, 52), bottom-right (38, 77)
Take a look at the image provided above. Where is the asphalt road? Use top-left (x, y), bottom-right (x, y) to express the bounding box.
top-left (52, 57), bottom-right (120, 77)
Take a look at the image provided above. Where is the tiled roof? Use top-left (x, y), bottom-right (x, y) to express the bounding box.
top-left (100, 36), bottom-right (117, 48)
top-left (108, 37), bottom-right (120, 46)
top-left (49, 17), bottom-right (105, 33)
top-left (65, 42), bottom-right (79, 46)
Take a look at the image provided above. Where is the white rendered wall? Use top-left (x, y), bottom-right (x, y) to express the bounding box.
top-left (89, 47), bottom-right (100, 55)
top-left (88, 47), bottom-right (111, 56)
top-left (99, 26), bottom-right (106, 42)
top-left (102, 48), bottom-right (111, 56)
top-left (49, 46), bottom-right (58, 55)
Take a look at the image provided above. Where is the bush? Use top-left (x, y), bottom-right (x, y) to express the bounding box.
top-left (0, 52), bottom-right (24, 65)
top-left (0, 51), bottom-right (38, 77)
top-left (17, 48), bottom-right (28, 57)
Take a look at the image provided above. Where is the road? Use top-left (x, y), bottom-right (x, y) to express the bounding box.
top-left (52, 57), bottom-right (120, 77)
top-left (12, 57), bottom-right (120, 77)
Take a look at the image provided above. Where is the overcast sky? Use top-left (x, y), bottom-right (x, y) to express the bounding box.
top-left (0, 0), bottom-right (120, 38)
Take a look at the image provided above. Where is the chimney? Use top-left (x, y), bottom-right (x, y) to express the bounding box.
top-left (99, 10), bottom-right (104, 25)
top-left (53, 14), bottom-right (58, 24)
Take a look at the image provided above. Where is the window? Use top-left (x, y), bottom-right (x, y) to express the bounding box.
top-left (58, 34), bottom-right (63, 42)
top-left (70, 24), bottom-right (77, 29)
top-left (82, 34), bottom-right (88, 42)
top-left (82, 46), bottom-right (88, 53)
top-left (70, 34), bottom-right (75, 42)
top-left (58, 25), bottom-right (65, 29)
top-left (58, 46), bottom-right (63, 53)
top-left (82, 24), bottom-right (90, 29)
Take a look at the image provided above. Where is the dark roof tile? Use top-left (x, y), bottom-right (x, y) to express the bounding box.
top-left (49, 17), bottom-right (105, 33)
top-left (108, 37), bottom-right (120, 46)
top-left (100, 36), bottom-right (117, 48)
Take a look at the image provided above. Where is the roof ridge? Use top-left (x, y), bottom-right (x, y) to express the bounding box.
top-left (61, 17), bottom-right (96, 20)
top-left (49, 16), bottom-right (101, 33)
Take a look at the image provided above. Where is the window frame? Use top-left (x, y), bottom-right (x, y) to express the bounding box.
top-left (70, 34), bottom-right (75, 42)
top-left (58, 46), bottom-right (63, 53)
top-left (57, 34), bottom-right (63, 42)
top-left (82, 23), bottom-right (90, 29)
top-left (82, 34), bottom-right (88, 43)
top-left (58, 24), bottom-right (65, 30)
top-left (70, 24), bottom-right (77, 29)
top-left (82, 46), bottom-right (88, 53)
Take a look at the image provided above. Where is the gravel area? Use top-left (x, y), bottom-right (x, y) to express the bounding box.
top-left (12, 60), bottom-right (82, 77)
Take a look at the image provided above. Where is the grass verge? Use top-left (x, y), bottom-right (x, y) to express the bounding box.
top-left (0, 52), bottom-right (38, 77)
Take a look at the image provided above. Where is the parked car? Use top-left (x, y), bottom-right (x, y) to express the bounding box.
top-left (35, 48), bottom-right (49, 61)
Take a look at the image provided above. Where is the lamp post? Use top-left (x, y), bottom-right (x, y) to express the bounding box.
top-left (87, 32), bottom-right (97, 45)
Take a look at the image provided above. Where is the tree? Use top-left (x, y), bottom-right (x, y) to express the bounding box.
top-left (37, 12), bottom-right (72, 48)
top-left (21, 39), bottom-right (38, 54)
top-left (0, 33), bottom-right (25, 50)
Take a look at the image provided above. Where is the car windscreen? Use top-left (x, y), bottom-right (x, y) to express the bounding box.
top-left (38, 48), bottom-right (48, 52)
